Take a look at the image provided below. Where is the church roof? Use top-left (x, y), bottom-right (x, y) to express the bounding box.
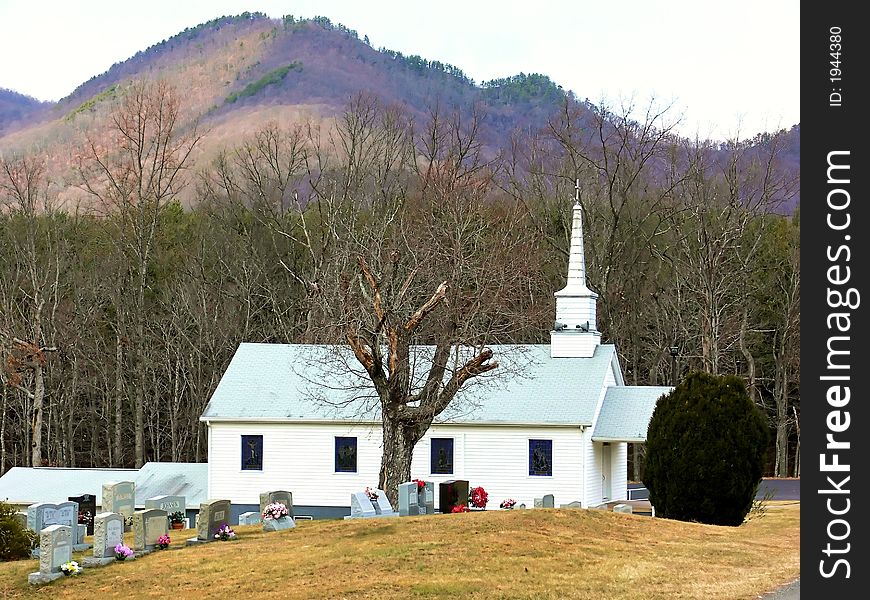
top-left (201, 342), bottom-right (622, 426)
top-left (591, 386), bottom-right (673, 442)
top-left (0, 462), bottom-right (207, 507)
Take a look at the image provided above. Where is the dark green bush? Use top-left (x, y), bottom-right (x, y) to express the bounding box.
top-left (0, 501), bottom-right (38, 560)
top-left (642, 372), bottom-right (769, 526)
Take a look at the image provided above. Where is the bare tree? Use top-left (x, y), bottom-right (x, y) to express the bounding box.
top-left (77, 80), bottom-right (204, 467)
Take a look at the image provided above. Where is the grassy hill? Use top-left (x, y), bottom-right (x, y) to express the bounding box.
top-left (0, 505), bottom-right (800, 599)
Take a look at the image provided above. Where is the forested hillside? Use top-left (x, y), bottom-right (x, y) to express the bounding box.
top-left (0, 14), bottom-right (799, 479)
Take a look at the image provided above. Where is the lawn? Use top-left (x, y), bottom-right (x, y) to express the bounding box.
top-left (0, 503), bottom-right (799, 600)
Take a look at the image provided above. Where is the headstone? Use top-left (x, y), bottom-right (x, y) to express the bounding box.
top-left (144, 494), bottom-right (186, 515)
top-left (27, 501), bottom-right (83, 554)
top-left (27, 501), bottom-right (78, 533)
top-left (191, 499), bottom-right (231, 542)
top-left (83, 512), bottom-right (124, 567)
top-left (102, 481), bottom-right (136, 521)
top-left (132, 508), bottom-right (169, 552)
top-left (542, 494), bottom-right (555, 508)
top-left (420, 481), bottom-right (435, 515)
top-left (560, 501), bottom-right (583, 509)
top-left (371, 488), bottom-right (396, 516)
top-left (345, 492), bottom-right (377, 519)
top-left (69, 494), bottom-right (97, 535)
top-left (259, 490), bottom-right (294, 519)
top-left (238, 511), bottom-right (261, 526)
top-left (613, 503), bottom-right (633, 514)
top-left (28, 524), bottom-right (71, 585)
top-left (534, 497), bottom-right (543, 508)
top-left (398, 482), bottom-right (420, 516)
top-left (438, 480), bottom-right (469, 513)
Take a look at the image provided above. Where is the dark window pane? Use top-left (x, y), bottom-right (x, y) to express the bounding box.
top-left (529, 439), bottom-right (552, 476)
top-left (430, 438), bottom-right (454, 474)
top-left (241, 435), bottom-right (263, 471)
top-left (335, 437), bottom-right (358, 473)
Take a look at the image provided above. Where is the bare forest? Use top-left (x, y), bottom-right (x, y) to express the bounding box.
top-left (0, 82), bottom-right (800, 486)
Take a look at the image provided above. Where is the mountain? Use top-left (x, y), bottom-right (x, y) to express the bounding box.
top-left (0, 13), bottom-right (797, 210)
top-left (0, 88), bottom-right (53, 134)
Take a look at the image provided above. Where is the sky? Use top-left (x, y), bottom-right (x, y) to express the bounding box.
top-left (0, 0), bottom-right (799, 140)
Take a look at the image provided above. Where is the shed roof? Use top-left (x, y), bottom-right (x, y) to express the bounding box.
top-left (0, 462), bottom-right (207, 507)
top-left (591, 386), bottom-right (672, 442)
top-left (202, 343), bottom-right (621, 426)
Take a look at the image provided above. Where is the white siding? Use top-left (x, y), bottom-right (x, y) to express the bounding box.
top-left (582, 434), bottom-right (601, 506)
top-left (610, 442), bottom-right (628, 502)
top-left (208, 422), bottom-right (584, 510)
top-left (550, 331), bottom-right (601, 358)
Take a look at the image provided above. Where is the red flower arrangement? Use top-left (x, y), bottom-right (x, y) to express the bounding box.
top-left (469, 486), bottom-right (488, 509)
top-left (412, 479), bottom-right (426, 491)
top-left (451, 504), bottom-right (471, 513)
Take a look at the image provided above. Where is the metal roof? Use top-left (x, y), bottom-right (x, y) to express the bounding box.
top-left (591, 386), bottom-right (673, 442)
top-left (201, 343), bottom-right (622, 426)
top-left (0, 462), bottom-right (207, 507)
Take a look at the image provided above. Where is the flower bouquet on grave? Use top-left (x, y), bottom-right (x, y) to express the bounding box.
top-left (500, 498), bottom-right (517, 510)
top-left (262, 502), bottom-right (289, 520)
top-left (451, 504), bottom-right (471, 513)
top-left (77, 510), bottom-right (93, 527)
top-left (364, 487), bottom-right (379, 501)
top-left (114, 543), bottom-right (134, 561)
top-left (60, 560), bottom-right (82, 576)
top-left (214, 523), bottom-right (236, 541)
top-left (469, 486), bottom-right (489, 509)
top-left (412, 479), bottom-right (426, 492)
top-left (157, 534), bottom-right (171, 550)
top-left (168, 510), bottom-right (185, 529)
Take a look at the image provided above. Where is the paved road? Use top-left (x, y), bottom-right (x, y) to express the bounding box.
top-left (759, 579), bottom-right (799, 599)
top-left (627, 478), bottom-right (800, 501)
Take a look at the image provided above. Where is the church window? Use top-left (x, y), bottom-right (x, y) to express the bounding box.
top-left (335, 437), bottom-right (358, 473)
top-left (529, 439), bottom-right (553, 476)
top-left (241, 435), bottom-right (263, 470)
top-left (430, 438), bottom-right (454, 474)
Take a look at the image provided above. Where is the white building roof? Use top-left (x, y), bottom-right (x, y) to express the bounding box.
top-left (202, 342), bottom-right (623, 426)
top-left (0, 462), bottom-right (207, 507)
top-left (591, 386), bottom-right (673, 442)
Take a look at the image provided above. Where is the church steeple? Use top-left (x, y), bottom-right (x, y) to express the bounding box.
top-left (551, 180), bottom-right (601, 358)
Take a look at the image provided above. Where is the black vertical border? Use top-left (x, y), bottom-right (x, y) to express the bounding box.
top-left (802, 2), bottom-right (868, 595)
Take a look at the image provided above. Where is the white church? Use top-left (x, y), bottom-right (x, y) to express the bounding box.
top-left (201, 198), bottom-right (671, 519)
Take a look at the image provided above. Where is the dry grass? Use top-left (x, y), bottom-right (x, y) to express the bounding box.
top-left (0, 503), bottom-right (799, 600)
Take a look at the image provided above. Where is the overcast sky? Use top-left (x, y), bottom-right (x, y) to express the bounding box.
top-left (0, 0), bottom-right (799, 140)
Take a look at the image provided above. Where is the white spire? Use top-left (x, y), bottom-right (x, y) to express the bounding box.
top-left (551, 179), bottom-right (600, 358)
top-left (558, 180), bottom-right (593, 296)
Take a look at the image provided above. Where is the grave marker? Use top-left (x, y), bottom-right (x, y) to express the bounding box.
top-left (102, 481), bottom-right (135, 521)
top-left (82, 512), bottom-right (124, 567)
top-left (133, 508), bottom-right (169, 552)
top-left (28, 524), bottom-right (71, 585)
top-left (69, 494), bottom-right (97, 535)
top-left (189, 499), bottom-right (231, 543)
top-left (259, 490), bottom-right (294, 519)
top-left (438, 480), bottom-right (469, 513)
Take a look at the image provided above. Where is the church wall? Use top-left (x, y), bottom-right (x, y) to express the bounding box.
top-left (207, 421), bottom-right (585, 511)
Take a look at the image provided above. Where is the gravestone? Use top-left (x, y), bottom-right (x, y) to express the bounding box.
top-left (398, 482), bottom-right (420, 516)
top-left (189, 499), bottom-right (231, 543)
top-left (420, 481), bottom-right (435, 515)
top-left (259, 490), bottom-right (294, 519)
top-left (371, 488), bottom-right (396, 516)
top-left (28, 524), bottom-right (71, 585)
top-left (133, 508), bottom-right (169, 552)
top-left (345, 492), bottom-right (377, 519)
top-left (438, 480), bottom-right (469, 513)
top-left (613, 503), bottom-right (633, 514)
top-left (560, 501), bottom-right (583, 509)
top-left (144, 494), bottom-right (186, 515)
top-left (69, 494), bottom-right (97, 535)
top-left (534, 497), bottom-right (543, 508)
top-left (238, 511), bottom-right (261, 526)
top-left (102, 481), bottom-right (135, 526)
top-left (542, 494), bottom-right (555, 508)
top-left (263, 515), bottom-right (295, 532)
top-left (27, 501), bottom-right (85, 554)
top-left (83, 512), bottom-right (124, 567)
